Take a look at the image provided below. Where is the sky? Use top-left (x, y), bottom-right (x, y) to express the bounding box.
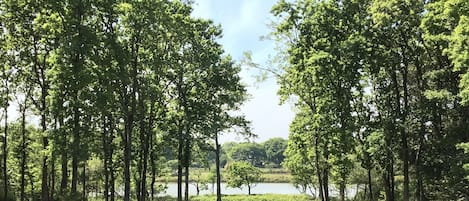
top-left (191, 0), bottom-right (295, 143)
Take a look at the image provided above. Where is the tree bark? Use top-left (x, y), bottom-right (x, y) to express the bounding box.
top-left (82, 164), bottom-right (86, 198)
top-left (177, 125), bottom-right (183, 201)
top-left (215, 130), bottom-right (222, 201)
top-left (323, 149), bottom-right (330, 201)
top-left (184, 165), bottom-right (190, 201)
top-left (2, 74), bottom-right (9, 201)
top-left (400, 43), bottom-right (410, 201)
top-left (367, 165), bottom-right (373, 201)
top-left (60, 116), bottom-right (68, 193)
top-left (315, 132), bottom-right (324, 201)
top-left (20, 98), bottom-right (27, 201)
top-left (41, 87), bottom-right (49, 201)
top-left (71, 104), bottom-right (80, 194)
top-left (339, 180), bottom-right (345, 201)
top-left (103, 116), bottom-right (109, 201)
top-left (123, 117), bottom-right (132, 201)
top-left (51, 153), bottom-right (56, 201)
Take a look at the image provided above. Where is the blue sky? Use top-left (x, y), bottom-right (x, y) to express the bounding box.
top-left (191, 0), bottom-right (295, 143)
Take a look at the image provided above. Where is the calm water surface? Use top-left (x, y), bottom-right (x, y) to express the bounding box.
top-left (160, 182), bottom-right (358, 198)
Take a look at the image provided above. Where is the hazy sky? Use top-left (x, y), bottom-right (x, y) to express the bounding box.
top-left (191, 0), bottom-right (295, 143)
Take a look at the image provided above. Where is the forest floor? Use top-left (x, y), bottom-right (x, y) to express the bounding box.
top-left (157, 168), bottom-right (292, 183)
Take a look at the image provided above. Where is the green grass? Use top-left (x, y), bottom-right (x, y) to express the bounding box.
top-left (157, 168), bottom-right (291, 183)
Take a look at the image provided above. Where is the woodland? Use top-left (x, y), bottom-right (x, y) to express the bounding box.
top-left (1, 0), bottom-right (469, 201)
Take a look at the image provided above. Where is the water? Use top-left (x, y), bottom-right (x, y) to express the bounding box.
top-left (159, 182), bottom-right (358, 198)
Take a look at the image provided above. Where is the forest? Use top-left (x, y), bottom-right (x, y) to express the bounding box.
top-left (0, 0), bottom-right (468, 201)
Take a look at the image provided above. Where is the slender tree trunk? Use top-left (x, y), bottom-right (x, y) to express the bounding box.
top-left (339, 180), bottom-right (345, 201)
top-left (3, 77), bottom-right (8, 201)
top-left (384, 172), bottom-right (391, 201)
top-left (315, 133), bottom-right (324, 201)
top-left (71, 0), bottom-right (84, 195)
top-left (20, 99), bottom-right (27, 201)
top-left (82, 163), bottom-right (86, 199)
top-left (108, 116), bottom-right (115, 201)
top-left (184, 136), bottom-right (191, 201)
top-left (390, 157), bottom-right (395, 201)
top-left (177, 124), bottom-right (184, 201)
top-left (103, 116), bottom-right (109, 201)
top-left (110, 150), bottom-right (115, 201)
top-left (51, 153), bottom-right (56, 201)
top-left (139, 96), bottom-right (149, 201)
top-left (323, 149), bottom-right (330, 201)
top-left (124, 118), bottom-right (132, 201)
top-left (184, 165), bottom-right (190, 201)
top-left (416, 146), bottom-right (424, 201)
top-left (400, 49), bottom-right (410, 201)
top-left (150, 126), bottom-right (156, 200)
top-left (71, 105), bottom-right (80, 195)
top-left (415, 122), bottom-right (426, 201)
top-left (60, 117), bottom-right (68, 193)
top-left (415, 51), bottom-right (426, 201)
top-left (215, 131), bottom-right (222, 201)
top-left (41, 88), bottom-right (49, 201)
top-left (123, 34), bottom-right (139, 201)
top-left (367, 165), bottom-right (373, 201)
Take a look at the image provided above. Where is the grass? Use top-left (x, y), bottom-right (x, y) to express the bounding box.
top-left (157, 168), bottom-right (291, 183)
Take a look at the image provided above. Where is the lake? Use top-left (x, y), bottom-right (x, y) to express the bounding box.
top-left (160, 182), bottom-right (358, 198)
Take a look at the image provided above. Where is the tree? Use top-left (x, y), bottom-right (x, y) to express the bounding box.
top-left (262, 137), bottom-right (287, 167)
top-left (226, 161), bottom-right (262, 195)
top-left (229, 143), bottom-right (266, 167)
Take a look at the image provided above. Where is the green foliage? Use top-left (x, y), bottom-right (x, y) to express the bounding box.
top-left (225, 161), bottom-right (263, 195)
top-left (272, 0), bottom-right (469, 200)
top-left (262, 138), bottom-right (287, 168)
top-left (457, 142), bottom-right (469, 180)
top-left (229, 143), bottom-right (266, 167)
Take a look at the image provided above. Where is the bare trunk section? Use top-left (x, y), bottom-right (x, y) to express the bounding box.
top-left (20, 95), bottom-right (27, 201)
top-left (71, 105), bottom-right (80, 194)
top-left (3, 77), bottom-right (8, 201)
top-left (82, 164), bottom-right (86, 199)
top-left (315, 132), bottom-right (324, 201)
top-left (177, 125), bottom-right (183, 201)
top-left (215, 130), bottom-right (222, 201)
top-left (51, 153), bottom-right (56, 200)
top-left (60, 116), bottom-right (68, 193)
top-left (103, 116), bottom-right (109, 201)
top-left (184, 165), bottom-right (190, 201)
top-left (367, 165), bottom-right (373, 201)
top-left (41, 88), bottom-right (49, 201)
